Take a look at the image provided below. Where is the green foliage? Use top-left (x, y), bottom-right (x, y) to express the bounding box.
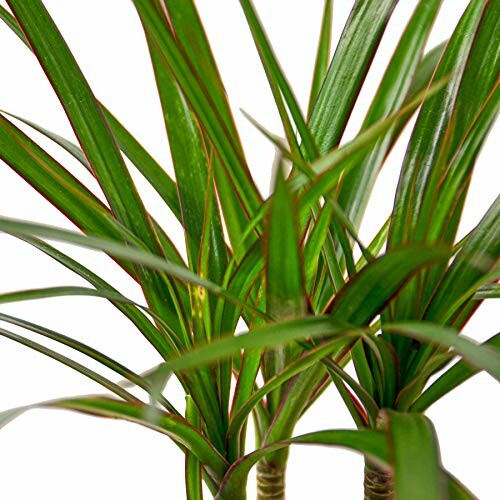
top-left (0, 1), bottom-right (498, 498)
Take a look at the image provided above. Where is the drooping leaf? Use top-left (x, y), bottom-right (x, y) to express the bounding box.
top-left (384, 322), bottom-right (500, 382)
top-left (0, 397), bottom-right (228, 484)
top-left (0, 109), bottom-right (185, 267)
top-left (217, 429), bottom-right (390, 499)
top-left (0, 311), bottom-right (178, 414)
top-left (0, 216), bottom-right (267, 321)
top-left (412, 333), bottom-right (500, 412)
top-left (0, 327), bottom-right (142, 404)
top-left (17, 236), bottom-right (179, 358)
top-left (385, 411), bottom-right (445, 500)
top-left (157, 319), bottom-right (363, 376)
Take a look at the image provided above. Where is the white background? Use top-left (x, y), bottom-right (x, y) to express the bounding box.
top-left (0, 1), bottom-right (498, 498)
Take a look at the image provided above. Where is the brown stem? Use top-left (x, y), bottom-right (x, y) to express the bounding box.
top-left (364, 463), bottom-right (394, 500)
top-left (256, 461), bottom-right (286, 500)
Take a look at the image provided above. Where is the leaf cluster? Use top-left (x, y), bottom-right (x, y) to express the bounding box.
top-left (0, 1), bottom-right (498, 498)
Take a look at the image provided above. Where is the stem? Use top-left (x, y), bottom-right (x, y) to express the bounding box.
top-left (364, 463), bottom-right (394, 500)
top-left (256, 461), bottom-right (286, 500)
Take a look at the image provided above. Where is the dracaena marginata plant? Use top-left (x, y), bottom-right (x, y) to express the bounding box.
top-left (0, 0), bottom-right (499, 499)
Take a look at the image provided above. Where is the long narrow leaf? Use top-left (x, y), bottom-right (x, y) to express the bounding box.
top-left (412, 333), bottom-right (500, 412)
top-left (0, 397), bottom-right (228, 484)
top-left (216, 429), bottom-right (390, 499)
top-left (7, 0), bottom-right (184, 330)
top-left (263, 168), bottom-right (305, 414)
top-left (307, 0), bottom-right (333, 119)
top-left (385, 411), bottom-right (445, 500)
top-left (308, 0), bottom-right (398, 153)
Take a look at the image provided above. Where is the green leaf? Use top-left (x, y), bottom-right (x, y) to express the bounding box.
top-left (159, 318), bottom-right (363, 375)
top-left (446, 472), bottom-right (478, 500)
top-left (1, 221), bottom-right (271, 444)
top-left (412, 333), bottom-right (500, 412)
top-left (0, 5), bottom-right (28, 47)
top-left (297, 77), bottom-right (449, 214)
top-left (0, 311), bottom-right (178, 414)
top-left (319, 351), bottom-right (379, 424)
top-left (133, 0), bottom-right (262, 244)
top-left (388, 0), bottom-right (487, 249)
top-left (261, 364), bottom-right (327, 468)
top-left (7, 0), bottom-right (183, 329)
top-left (355, 217), bottom-right (390, 271)
top-left (395, 353), bottom-right (451, 411)
top-left (424, 166), bottom-right (500, 325)
top-left (417, 7), bottom-right (500, 249)
top-left (307, 0), bottom-right (333, 120)
top-left (145, 26), bottom-right (229, 451)
top-left (0, 5), bottom-right (182, 225)
top-left (409, 197), bottom-right (500, 374)
top-left (17, 236), bottom-right (178, 359)
top-left (239, 0), bottom-right (318, 160)
top-left (305, 202), bottom-right (345, 299)
top-left (185, 395), bottom-right (203, 500)
top-left (159, 0), bottom-right (261, 247)
top-left (2, 109), bottom-right (181, 226)
top-left (364, 335), bottom-right (398, 408)
top-left (336, 0), bottom-right (444, 232)
top-left (263, 167), bottom-right (306, 413)
top-left (384, 322), bottom-right (500, 382)
top-left (327, 368), bottom-right (369, 429)
top-left (227, 337), bottom-right (351, 446)
top-left (408, 42), bottom-right (446, 96)
top-left (216, 429), bottom-right (390, 499)
top-left (155, 0), bottom-right (245, 162)
top-left (206, 77), bottom-right (446, 288)
top-left (385, 411), bottom-right (445, 500)
top-left (261, 245), bottom-right (447, 446)
top-left (328, 246), bottom-right (447, 325)
top-left (0, 112), bottom-right (185, 304)
top-left (0, 216), bottom-right (267, 321)
top-left (411, 2), bottom-right (500, 316)
top-left (0, 115), bottom-right (125, 253)
top-left (146, 31), bottom-right (227, 282)
top-left (215, 240), bottom-right (264, 334)
top-left (308, 0), bottom-right (398, 153)
top-left (350, 341), bottom-right (376, 401)
top-left (0, 397), bottom-right (228, 484)
top-left (0, 109), bottom-right (185, 268)
top-left (0, 327), bottom-right (141, 404)
top-left (0, 109), bottom-right (91, 169)
top-left (474, 282), bottom-right (500, 299)
top-left (0, 285), bottom-right (189, 352)
top-left (6, 0), bottom-right (158, 247)
top-left (100, 106), bottom-right (182, 221)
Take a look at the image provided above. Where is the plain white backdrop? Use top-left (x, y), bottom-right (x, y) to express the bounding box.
top-left (0, 1), bottom-right (498, 498)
